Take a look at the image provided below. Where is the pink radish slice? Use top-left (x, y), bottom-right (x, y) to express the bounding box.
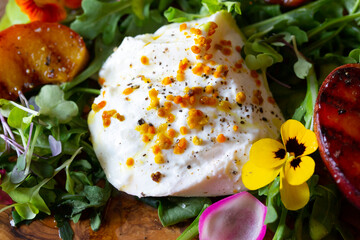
top-left (199, 192), bottom-right (267, 240)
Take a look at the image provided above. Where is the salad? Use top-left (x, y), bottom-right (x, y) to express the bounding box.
top-left (0, 0), bottom-right (359, 239)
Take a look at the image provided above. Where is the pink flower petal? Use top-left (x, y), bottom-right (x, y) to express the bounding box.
top-left (199, 192), bottom-right (267, 240)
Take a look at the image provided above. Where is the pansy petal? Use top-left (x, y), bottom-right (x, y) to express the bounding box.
top-left (250, 138), bottom-right (286, 169)
top-left (280, 170), bottom-right (310, 211)
top-left (281, 119), bottom-right (318, 157)
top-left (242, 160), bottom-right (281, 190)
top-left (284, 156), bottom-right (315, 186)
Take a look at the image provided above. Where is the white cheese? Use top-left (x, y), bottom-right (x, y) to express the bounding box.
top-left (88, 11), bottom-right (284, 197)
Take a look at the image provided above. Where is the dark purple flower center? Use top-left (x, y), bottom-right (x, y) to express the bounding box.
top-left (285, 137), bottom-right (306, 157)
top-left (274, 148), bottom-right (286, 159)
top-left (290, 158), bottom-right (302, 170)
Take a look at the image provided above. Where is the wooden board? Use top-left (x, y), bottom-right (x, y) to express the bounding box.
top-left (1, 2), bottom-right (360, 240)
top-left (0, 192), bottom-right (188, 240)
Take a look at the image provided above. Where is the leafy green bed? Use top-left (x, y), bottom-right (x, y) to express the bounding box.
top-left (1, 0), bottom-right (359, 239)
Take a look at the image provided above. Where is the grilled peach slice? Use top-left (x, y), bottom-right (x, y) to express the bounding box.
top-left (314, 63), bottom-right (360, 209)
top-left (0, 21), bottom-right (89, 100)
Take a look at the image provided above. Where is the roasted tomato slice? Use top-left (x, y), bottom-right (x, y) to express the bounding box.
top-left (0, 21), bottom-right (89, 100)
top-left (314, 63), bottom-right (360, 209)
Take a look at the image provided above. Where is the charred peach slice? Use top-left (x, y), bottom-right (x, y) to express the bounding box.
top-left (314, 63), bottom-right (360, 209)
top-left (0, 21), bottom-right (89, 100)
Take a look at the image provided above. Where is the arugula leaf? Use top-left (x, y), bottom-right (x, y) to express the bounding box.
top-left (35, 85), bottom-right (78, 124)
top-left (157, 197), bottom-right (211, 227)
top-left (292, 66), bottom-right (318, 129)
top-left (70, 0), bottom-right (137, 42)
top-left (349, 48), bottom-right (360, 62)
top-left (309, 185), bottom-right (340, 240)
top-left (264, 177), bottom-right (280, 226)
top-left (164, 7), bottom-right (206, 23)
top-left (30, 161), bottom-right (54, 179)
top-left (165, 0), bottom-right (241, 23)
top-left (90, 209), bottom-right (102, 231)
top-left (62, 31), bottom-right (123, 92)
top-left (202, 0), bottom-right (240, 15)
top-left (1, 148), bottom-right (82, 220)
top-left (55, 214), bottom-right (74, 240)
top-left (176, 204), bottom-right (210, 240)
top-left (242, 0), bottom-right (332, 37)
top-left (61, 182), bottom-right (111, 216)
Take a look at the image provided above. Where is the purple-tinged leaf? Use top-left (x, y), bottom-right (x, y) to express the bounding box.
top-left (0, 169), bottom-right (14, 205)
top-left (49, 135), bottom-right (62, 157)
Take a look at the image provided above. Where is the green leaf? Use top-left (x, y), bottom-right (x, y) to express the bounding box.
top-left (71, 213), bottom-right (81, 223)
top-left (285, 26), bottom-right (308, 46)
top-left (242, 0), bottom-right (332, 37)
top-left (2, 148), bottom-right (82, 219)
top-left (349, 48), bottom-right (360, 63)
top-left (164, 7), bottom-right (205, 23)
top-left (14, 202), bottom-right (38, 220)
top-left (0, 99), bottom-right (14, 117)
top-left (309, 185), bottom-right (340, 240)
top-left (294, 56), bottom-right (312, 79)
top-left (245, 54), bottom-right (274, 70)
top-left (70, 0), bottom-right (134, 41)
top-left (65, 163), bottom-right (75, 195)
top-left (10, 168), bottom-right (27, 184)
top-left (55, 214), bottom-right (74, 240)
top-left (12, 210), bottom-right (24, 226)
top-left (202, 0), bottom-right (241, 15)
top-left (62, 182), bottom-right (111, 216)
top-left (7, 107), bottom-right (30, 130)
top-left (61, 31), bottom-right (123, 92)
top-left (292, 66), bottom-right (318, 129)
top-left (264, 177), bottom-right (280, 225)
top-left (16, 154), bottom-right (26, 171)
top-left (273, 206), bottom-right (290, 240)
top-left (0, 0), bottom-right (30, 31)
top-left (176, 204), bottom-right (210, 240)
top-left (90, 210), bottom-right (102, 231)
top-left (31, 161), bottom-right (55, 179)
top-left (131, 0), bottom-right (146, 20)
top-left (157, 197), bottom-right (212, 227)
top-left (35, 85), bottom-right (78, 124)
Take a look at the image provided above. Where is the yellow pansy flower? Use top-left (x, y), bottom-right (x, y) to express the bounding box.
top-left (242, 119), bottom-right (318, 210)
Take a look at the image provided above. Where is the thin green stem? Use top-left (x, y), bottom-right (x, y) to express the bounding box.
top-left (303, 26), bottom-right (345, 55)
top-left (307, 11), bottom-right (360, 39)
top-left (64, 88), bottom-right (101, 99)
top-left (24, 125), bottom-right (42, 176)
top-left (273, 207), bottom-right (288, 240)
top-left (351, 0), bottom-right (360, 14)
top-left (10, 102), bottom-right (39, 116)
top-left (243, 0), bottom-right (331, 37)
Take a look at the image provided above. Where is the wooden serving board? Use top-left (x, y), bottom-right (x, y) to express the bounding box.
top-left (0, 192), bottom-right (187, 240)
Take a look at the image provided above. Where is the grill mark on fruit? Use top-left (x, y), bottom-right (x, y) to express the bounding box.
top-left (319, 68), bottom-right (360, 114)
top-left (315, 64), bottom-right (360, 209)
top-left (319, 125), bottom-right (360, 190)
